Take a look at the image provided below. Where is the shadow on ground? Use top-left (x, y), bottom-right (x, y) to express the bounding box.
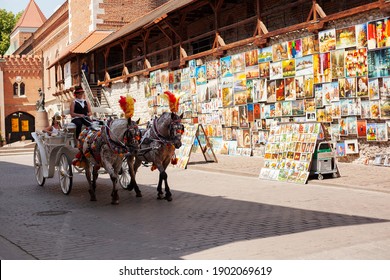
top-left (0, 161), bottom-right (388, 260)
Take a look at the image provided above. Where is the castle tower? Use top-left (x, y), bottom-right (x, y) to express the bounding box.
top-left (5, 0), bottom-right (46, 55)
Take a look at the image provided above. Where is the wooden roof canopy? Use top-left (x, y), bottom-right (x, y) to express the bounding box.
top-left (95, 0), bottom-right (390, 86)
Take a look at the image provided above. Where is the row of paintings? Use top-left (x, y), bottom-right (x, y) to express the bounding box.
top-left (259, 122), bottom-right (323, 184)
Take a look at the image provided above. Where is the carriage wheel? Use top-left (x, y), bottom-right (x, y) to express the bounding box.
top-left (119, 159), bottom-right (130, 189)
top-left (33, 145), bottom-right (46, 186)
top-left (58, 153), bottom-right (73, 195)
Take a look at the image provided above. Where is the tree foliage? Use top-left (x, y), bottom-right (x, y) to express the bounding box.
top-left (0, 9), bottom-right (22, 55)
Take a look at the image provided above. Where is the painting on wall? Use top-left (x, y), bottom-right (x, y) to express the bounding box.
top-left (302, 35), bottom-right (319, 56)
top-left (367, 17), bottom-right (390, 50)
top-left (336, 26), bottom-right (356, 49)
top-left (345, 139), bottom-right (359, 154)
top-left (220, 56), bottom-right (233, 77)
top-left (356, 23), bottom-right (368, 48)
top-left (356, 119), bottom-right (367, 138)
top-left (319, 29), bottom-right (336, 52)
top-left (258, 46), bottom-right (272, 62)
top-left (272, 42), bottom-right (288, 62)
top-left (288, 38), bottom-right (302, 58)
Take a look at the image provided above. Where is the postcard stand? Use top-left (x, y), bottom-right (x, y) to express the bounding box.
top-left (259, 122), bottom-right (340, 184)
top-left (175, 124), bottom-right (217, 169)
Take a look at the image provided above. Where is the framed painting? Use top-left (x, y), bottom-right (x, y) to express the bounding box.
top-left (319, 29), bottom-right (336, 52)
top-left (270, 61), bottom-right (283, 80)
top-left (302, 35), bottom-right (319, 56)
top-left (366, 123), bottom-right (377, 141)
top-left (331, 49), bottom-right (345, 79)
top-left (295, 55), bottom-right (313, 76)
top-left (195, 65), bottom-right (207, 85)
top-left (376, 123), bottom-right (388, 141)
top-left (258, 46), bottom-right (272, 63)
top-left (282, 59), bottom-right (296, 77)
top-left (367, 17), bottom-right (390, 50)
top-left (336, 142), bottom-right (346, 156)
top-left (345, 48), bottom-right (368, 78)
top-left (357, 119), bottom-right (367, 138)
top-left (220, 56), bottom-right (233, 77)
top-left (355, 23), bottom-right (368, 48)
top-left (380, 99), bottom-right (390, 119)
top-left (336, 26), bottom-right (356, 49)
top-left (285, 77), bottom-right (296, 100)
top-left (287, 38), bottom-right (302, 58)
top-left (231, 53), bottom-right (245, 73)
top-left (272, 42), bottom-right (288, 62)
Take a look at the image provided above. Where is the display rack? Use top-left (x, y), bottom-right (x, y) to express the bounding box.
top-left (175, 123), bottom-right (217, 169)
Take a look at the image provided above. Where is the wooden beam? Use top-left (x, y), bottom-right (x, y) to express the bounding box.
top-left (379, 0), bottom-right (390, 14)
top-left (315, 3), bottom-right (326, 18)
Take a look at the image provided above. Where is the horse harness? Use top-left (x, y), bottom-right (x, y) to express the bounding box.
top-left (137, 116), bottom-right (184, 160)
top-left (81, 121), bottom-right (140, 166)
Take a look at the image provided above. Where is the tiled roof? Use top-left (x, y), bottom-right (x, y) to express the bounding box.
top-left (13, 0), bottom-right (46, 32)
top-left (47, 30), bottom-right (113, 69)
top-left (72, 31), bottom-right (113, 53)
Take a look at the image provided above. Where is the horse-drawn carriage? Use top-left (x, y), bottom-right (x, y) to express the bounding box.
top-left (31, 121), bottom-right (131, 195)
top-left (31, 91), bottom-right (185, 204)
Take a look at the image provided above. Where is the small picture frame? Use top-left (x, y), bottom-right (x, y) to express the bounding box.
top-left (344, 139), bottom-right (359, 154)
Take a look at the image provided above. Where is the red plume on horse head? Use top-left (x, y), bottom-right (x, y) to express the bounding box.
top-left (163, 91), bottom-right (181, 113)
top-left (119, 95), bottom-right (136, 119)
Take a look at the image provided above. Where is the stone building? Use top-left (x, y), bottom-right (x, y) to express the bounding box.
top-left (1, 0), bottom-right (168, 143)
top-left (2, 0), bottom-right (390, 164)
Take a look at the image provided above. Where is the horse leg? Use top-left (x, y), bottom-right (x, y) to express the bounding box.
top-left (86, 164), bottom-right (97, 201)
top-left (110, 175), bottom-right (119, 205)
top-left (156, 170), bottom-right (165, 200)
top-left (162, 170), bottom-right (172, 201)
top-left (126, 156), bottom-right (142, 197)
top-left (108, 160), bottom-right (121, 205)
top-left (162, 159), bottom-right (172, 201)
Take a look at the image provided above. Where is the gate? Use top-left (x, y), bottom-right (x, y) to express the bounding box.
top-left (5, 112), bottom-right (35, 143)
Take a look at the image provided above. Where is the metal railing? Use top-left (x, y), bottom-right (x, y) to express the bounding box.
top-left (80, 70), bottom-right (114, 119)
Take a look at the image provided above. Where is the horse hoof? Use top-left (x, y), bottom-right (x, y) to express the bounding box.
top-left (136, 193), bottom-right (142, 197)
top-left (90, 197), bottom-right (97, 201)
top-left (157, 195), bottom-right (164, 200)
top-left (111, 200), bottom-right (119, 205)
top-left (165, 196), bottom-right (173, 202)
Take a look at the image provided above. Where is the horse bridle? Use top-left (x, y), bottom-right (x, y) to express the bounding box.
top-left (105, 121), bottom-right (141, 154)
top-left (151, 116), bottom-right (184, 145)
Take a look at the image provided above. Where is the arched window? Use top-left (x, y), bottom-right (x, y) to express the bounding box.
top-left (13, 83), bottom-right (18, 95)
top-left (20, 82), bottom-right (25, 96)
top-left (13, 77), bottom-right (26, 97)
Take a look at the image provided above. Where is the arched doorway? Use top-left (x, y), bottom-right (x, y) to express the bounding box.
top-left (5, 112), bottom-right (35, 143)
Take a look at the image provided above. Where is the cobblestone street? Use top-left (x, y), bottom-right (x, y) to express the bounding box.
top-left (0, 154), bottom-right (390, 260)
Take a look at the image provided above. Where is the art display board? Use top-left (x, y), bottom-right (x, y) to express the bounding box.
top-left (145, 15), bottom-right (390, 161)
top-left (175, 123), bottom-right (218, 169)
top-left (259, 122), bottom-right (324, 184)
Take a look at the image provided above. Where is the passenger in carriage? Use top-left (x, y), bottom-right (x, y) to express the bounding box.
top-left (70, 86), bottom-right (93, 139)
top-left (42, 113), bottom-right (62, 136)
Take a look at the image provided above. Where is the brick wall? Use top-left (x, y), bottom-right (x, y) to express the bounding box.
top-left (96, 0), bottom-right (170, 30)
top-left (69, 0), bottom-right (91, 43)
top-left (1, 55), bottom-right (42, 118)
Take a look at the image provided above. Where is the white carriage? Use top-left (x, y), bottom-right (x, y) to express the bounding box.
top-left (31, 121), bottom-right (131, 195)
top-left (31, 124), bottom-right (78, 195)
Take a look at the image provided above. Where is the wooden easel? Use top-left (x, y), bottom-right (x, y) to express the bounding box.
top-left (195, 124), bottom-right (218, 163)
top-left (175, 123), bottom-right (218, 169)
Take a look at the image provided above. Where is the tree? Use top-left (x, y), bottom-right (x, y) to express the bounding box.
top-left (0, 9), bottom-right (22, 55)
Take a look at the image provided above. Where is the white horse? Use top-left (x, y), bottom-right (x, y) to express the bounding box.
top-left (76, 118), bottom-right (140, 204)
